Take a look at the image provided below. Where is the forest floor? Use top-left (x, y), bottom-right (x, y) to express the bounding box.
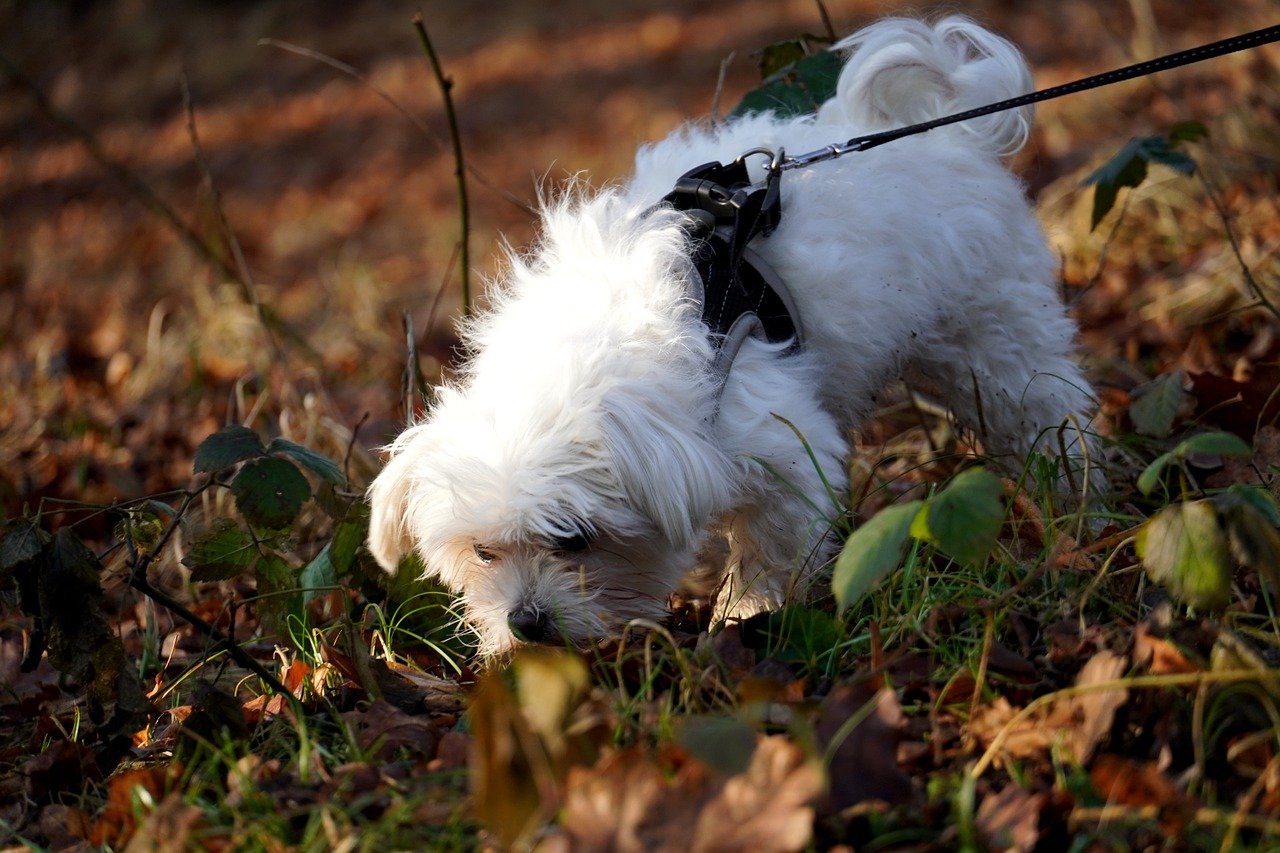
top-left (3, 0), bottom-right (1280, 849)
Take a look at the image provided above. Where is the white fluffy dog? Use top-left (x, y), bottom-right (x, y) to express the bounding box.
top-left (367, 16), bottom-right (1099, 656)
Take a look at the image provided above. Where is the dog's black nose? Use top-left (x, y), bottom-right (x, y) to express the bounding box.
top-left (507, 608), bottom-right (550, 642)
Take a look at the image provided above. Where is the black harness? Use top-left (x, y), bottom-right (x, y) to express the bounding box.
top-left (660, 157), bottom-right (801, 378)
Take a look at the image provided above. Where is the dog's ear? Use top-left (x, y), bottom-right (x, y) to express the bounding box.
top-left (366, 448), bottom-right (416, 574)
top-left (601, 398), bottom-right (732, 550)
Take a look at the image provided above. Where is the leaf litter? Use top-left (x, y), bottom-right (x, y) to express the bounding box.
top-left (4, 0), bottom-right (1280, 849)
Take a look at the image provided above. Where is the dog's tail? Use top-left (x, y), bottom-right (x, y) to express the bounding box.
top-left (816, 16), bottom-right (1034, 157)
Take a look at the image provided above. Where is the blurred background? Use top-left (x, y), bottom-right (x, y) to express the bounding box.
top-left (2, 0), bottom-right (1277, 517)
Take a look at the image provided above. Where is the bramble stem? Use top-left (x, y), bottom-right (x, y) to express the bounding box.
top-left (414, 14), bottom-right (472, 317)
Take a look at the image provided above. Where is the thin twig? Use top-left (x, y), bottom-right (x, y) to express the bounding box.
top-left (123, 476), bottom-right (299, 704)
top-left (180, 71), bottom-right (289, 370)
top-left (259, 37), bottom-right (534, 217)
top-left (132, 477), bottom-right (214, 583)
top-left (710, 51), bottom-right (735, 126)
top-left (0, 49), bottom-right (240, 283)
top-left (127, 573), bottom-right (296, 703)
top-left (1072, 191), bottom-right (1133, 307)
top-left (1198, 169), bottom-right (1280, 319)
top-left (414, 13), bottom-right (472, 317)
top-left (402, 311), bottom-right (430, 422)
top-left (815, 0), bottom-right (837, 41)
top-left (344, 411), bottom-right (370, 484)
top-left (426, 241), bottom-right (460, 345)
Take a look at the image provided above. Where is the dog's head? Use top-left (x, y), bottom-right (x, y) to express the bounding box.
top-left (367, 196), bottom-right (735, 655)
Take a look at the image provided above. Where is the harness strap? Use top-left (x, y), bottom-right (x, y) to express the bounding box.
top-left (661, 158), bottom-right (799, 377)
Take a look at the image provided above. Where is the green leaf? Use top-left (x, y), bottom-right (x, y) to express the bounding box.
top-left (1168, 120), bottom-right (1209, 144)
top-left (1082, 137), bottom-right (1150, 229)
top-left (1214, 489), bottom-right (1280, 594)
top-left (761, 605), bottom-right (843, 664)
top-left (1143, 143), bottom-right (1196, 175)
top-left (1220, 484), bottom-right (1280, 527)
top-left (1129, 371), bottom-right (1185, 438)
top-left (330, 518), bottom-right (365, 573)
top-left (731, 49), bottom-right (842, 119)
top-left (267, 437), bottom-right (346, 485)
top-left (919, 469), bottom-right (1005, 567)
top-left (758, 39), bottom-right (807, 79)
top-left (1136, 500), bottom-right (1232, 611)
top-left (674, 714), bottom-right (757, 776)
top-left (182, 518), bottom-right (258, 581)
top-left (194, 425), bottom-right (265, 474)
top-left (299, 543), bottom-right (338, 605)
top-left (832, 500), bottom-right (922, 612)
top-left (1082, 129), bottom-right (1200, 230)
top-left (230, 456), bottom-right (311, 529)
top-left (46, 528), bottom-right (104, 625)
top-left (255, 551), bottom-right (301, 637)
top-left (1175, 431), bottom-right (1251, 458)
top-left (1137, 451), bottom-right (1175, 497)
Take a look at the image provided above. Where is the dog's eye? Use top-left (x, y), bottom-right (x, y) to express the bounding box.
top-left (552, 530), bottom-right (594, 553)
top-left (474, 546), bottom-right (499, 564)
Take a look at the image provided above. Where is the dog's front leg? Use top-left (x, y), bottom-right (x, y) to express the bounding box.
top-left (710, 347), bottom-right (848, 624)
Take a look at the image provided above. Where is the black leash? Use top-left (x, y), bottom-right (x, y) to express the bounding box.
top-left (778, 23), bottom-right (1280, 172)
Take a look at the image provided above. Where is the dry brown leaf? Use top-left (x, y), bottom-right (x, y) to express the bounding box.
top-left (968, 697), bottom-right (1054, 761)
top-left (816, 683), bottom-right (913, 812)
top-left (429, 730), bottom-right (472, 772)
top-left (561, 748), bottom-right (693, 853)
top-left (561, 737), bottom-right (820, 853)
top-left (690, 737), bottom-right (823, 852)
top-left (121, 792), bottom-right (203, 853)
top-left (975, 785), bottom-right (1045, 853)
top-left (385, 659), bottom-right (467, 713)
top-left (35, 803), bottom-right (92, 849)
top-left (970, 650), bottom-right (1130, 765)
top-left (1133, 623), bottom-right (1200, 675)
top-left (1064, 650), bottom-right (1130, 764)
top-left (709, 624), bottom-right (757, 676)
top-left (471, 650), bottom-right (597, 849)
top-left (1089, 754), bottom-right (1195, 834)
top-left (91, 765), bottom-right (183, 848)
top-left (341, 699), bottom-right (440, 761)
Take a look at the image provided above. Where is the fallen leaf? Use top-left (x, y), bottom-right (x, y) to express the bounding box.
top-left (561, 748), bottom-right (686, 852)
top-left (1133, 623), bottom-right (1200, 675)
top-left (689, 736), bottom-right (822, 852)
top-left (91, 765), bottom-right (183, 848)
top-left (121, 792), bottom-right (203, 853)
top-left (471, 649), bottom-right (598, 849)
top-left (976, 784), bottom-right (1045, 853)
top-left (971, 650), bottom-right (1129, 766)
top-left (816, 682), bottom-right (913, 812)
top-left (560, 736), bottom-right (821, 853)
top-left (709, 624), bottom-right (757, 676)
top-left (341, 699), bottom-right (440, 761)
top-left (1065, 650), bottom-right (1130, 764)
top-left (429, 730), bottom-right (471, 772)
top-left (968, 697), bottom-right (1053, 761)
top-left (1089, 754), bottom-right (1195, 834)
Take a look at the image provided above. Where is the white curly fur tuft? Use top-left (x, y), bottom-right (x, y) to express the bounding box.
top-left (816, 15), bottom-right (1035, 157)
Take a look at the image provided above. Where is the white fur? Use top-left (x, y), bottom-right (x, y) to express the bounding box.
top-left (366, 16), bottom-right (1100, 656)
